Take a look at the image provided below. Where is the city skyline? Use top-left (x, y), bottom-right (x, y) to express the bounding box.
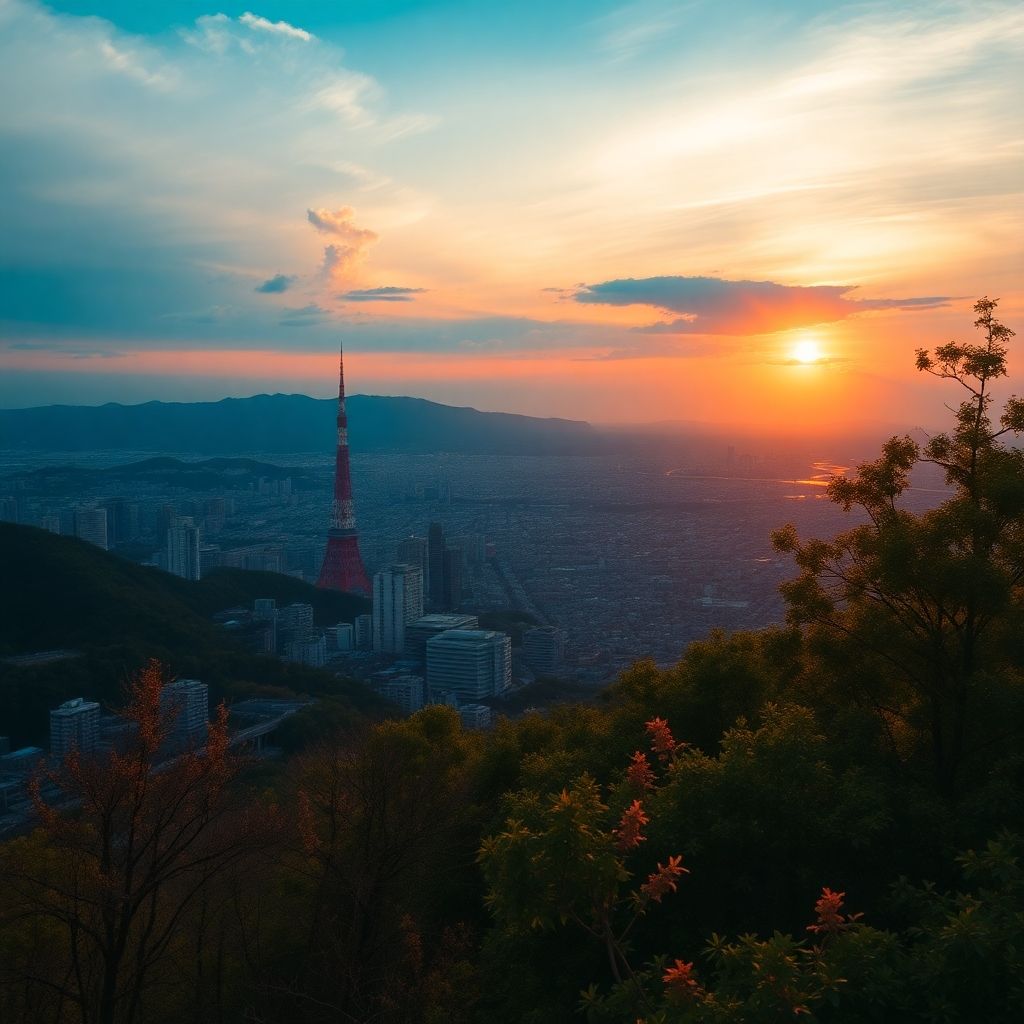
top-left (1, 0), bottom-right (1021, 430)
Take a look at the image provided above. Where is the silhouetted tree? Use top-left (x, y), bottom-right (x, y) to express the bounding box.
top-left (246, 707), bottom-right (482, 1024)
top-left (0, 661), bottom-right (275, 1024)
top-left (773, 298), bottom-right (1024, 797)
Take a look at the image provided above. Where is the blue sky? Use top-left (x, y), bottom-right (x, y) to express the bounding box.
top-left (0, 0), bottom-right (1021, 425)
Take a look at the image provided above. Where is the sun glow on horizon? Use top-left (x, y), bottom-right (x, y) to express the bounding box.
top-left (792, 339), bottom-right (823, 364)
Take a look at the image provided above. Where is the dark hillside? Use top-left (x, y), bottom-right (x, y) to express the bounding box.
top-left (0, 523), bottom-right (375, 746)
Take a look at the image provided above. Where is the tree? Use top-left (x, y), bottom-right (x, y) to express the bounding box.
top-left (480, 718), bottom-right (690, 1021)
top-left (0, 661), bottom-right (275, 1024)
top-left (773, 298), bottom-right (1024, 797)
top-left (248, 706), bottom-right (482, 1024)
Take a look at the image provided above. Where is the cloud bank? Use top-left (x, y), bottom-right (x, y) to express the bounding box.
top-left (573, 276), bottom-right (952, 335)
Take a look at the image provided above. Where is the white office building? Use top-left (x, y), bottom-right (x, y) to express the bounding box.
top-left (426, 629), bottom-right (512, 702)
top-left (372, 563), bottom-right (424, 653)
top-left (404, 613), bottom-right (479, 660)
top-left (50, 698), bottom-right (101, 759)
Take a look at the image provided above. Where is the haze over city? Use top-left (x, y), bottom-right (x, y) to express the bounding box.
top-left (1, 0), bottom-right (1021, 429)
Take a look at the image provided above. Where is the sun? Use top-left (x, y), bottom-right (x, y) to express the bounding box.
top-left (792, 339), bottom-right (822, 364)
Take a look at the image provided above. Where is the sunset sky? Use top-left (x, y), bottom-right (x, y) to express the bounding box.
top-left (0, 0), bottom-right (1021, 428)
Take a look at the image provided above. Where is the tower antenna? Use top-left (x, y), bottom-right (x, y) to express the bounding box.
top-left (316, 342), bottom-right (370, 594)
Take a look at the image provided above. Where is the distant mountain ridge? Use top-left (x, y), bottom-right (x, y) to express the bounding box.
top-left (0, 394), bottom-right (598, 455)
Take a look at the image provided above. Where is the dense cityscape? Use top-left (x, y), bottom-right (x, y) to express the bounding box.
top-left (0, 427), bottom-right (950, 821)
top-left (0, 338), bottom-right (957, 842)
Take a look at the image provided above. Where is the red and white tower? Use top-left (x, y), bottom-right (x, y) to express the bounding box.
top-left (316, 343), bottom-right (370, 594)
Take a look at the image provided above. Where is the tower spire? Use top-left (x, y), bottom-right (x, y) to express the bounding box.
top-left (316, 341), bottom-right (370, 594)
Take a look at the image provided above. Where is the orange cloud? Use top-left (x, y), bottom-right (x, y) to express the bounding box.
top-left (308, 207), bottom-right (379, 285)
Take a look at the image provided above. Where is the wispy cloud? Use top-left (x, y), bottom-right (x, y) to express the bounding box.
top-left (238, 12), bottom-right (314, 42)
top-left (183, 11), bottom-right (313, 52)
top-left (279, 303), bottom-right (331, 327)
top-left (98, 39), bottom-right (174, 90)
top-left (341, 286), bottom-right (427, 302)
top-left (592, 1), bottom-right (696, 63)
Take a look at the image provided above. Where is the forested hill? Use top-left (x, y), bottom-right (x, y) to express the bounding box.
top-left (0, 394), bottom-right (598, 455)
top-left (0, 523), bottom-right (374, 744)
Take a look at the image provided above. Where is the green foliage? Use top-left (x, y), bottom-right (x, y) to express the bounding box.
top-left (772, 298), bottom-right (1024, 797)
top-left (481, 775), bottom-right (623, 934)
top-left (607, 629), bottom-right (803, 752)
top-left (647, 704), bottom-right (888, 938)
top-left (248, 706), bottom-right (487, 1023)
top-left (577, 836), bottom-right (1024, 1024)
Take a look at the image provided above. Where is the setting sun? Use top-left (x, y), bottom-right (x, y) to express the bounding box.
top-left (793, 339), bottom-right (823, 364)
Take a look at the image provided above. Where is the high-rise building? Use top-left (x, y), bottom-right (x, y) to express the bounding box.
top-left (397, 536), bottom-right (429, 591)
top-left (372, 563), bottom-right (424, 653)
top-left (523, 626), bottom-right (566, 675)
top-left (40, 514), bottom-right (61, 535)
top-left (156, 503), bottom-right (177, 547)
top-left (443, 546), bottom-right (463, 609)
top-left (74, 506), bottom-right (108, 550)
top-left (167, 517), bottom-right (201, 580)
top-left (100, 497), bottom-right (137, 545)
top-left (0, 497), bottom-right (19, 524)
top-left (426, 629), bottom-right (512, 702)
top-left (403, 613), bottom-right (479, 661)
top-left (160, 679), bottom-right (208, 745)
top-left (317, 343), bottom-right (370, 595)
top-left (427, 522), bottom-right (446, 607)
top-left (49, 698), bottom-right (100, 760)
top-left (354, 614), bottom-right (373, 650)
top-left (328, 622), bottom-right (354, 651)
